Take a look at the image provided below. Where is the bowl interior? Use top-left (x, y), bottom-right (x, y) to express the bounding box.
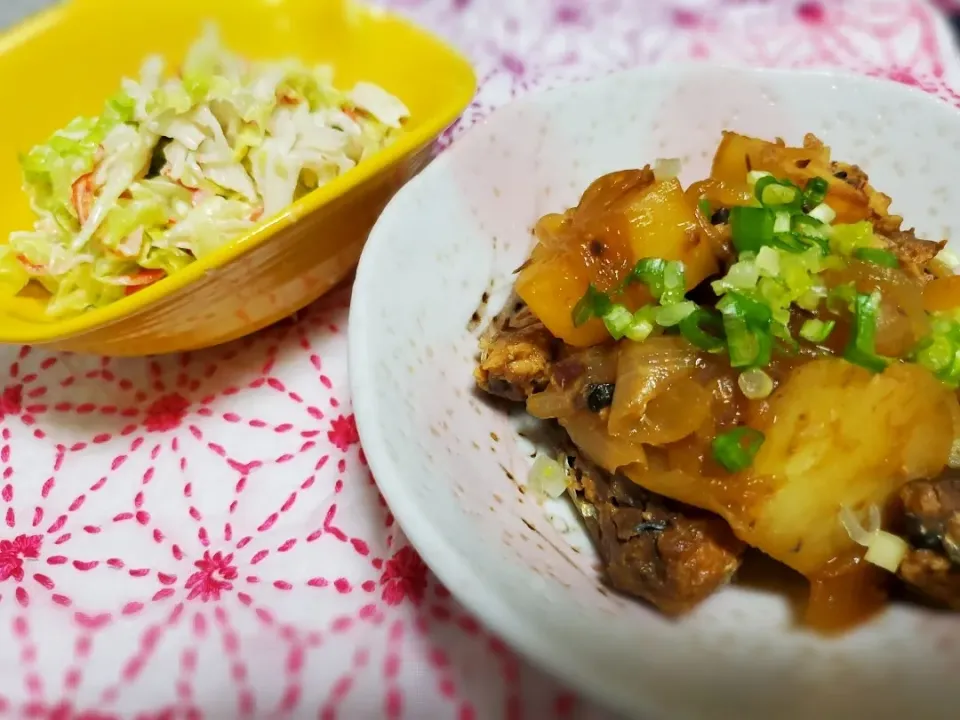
top-left (351, 65), bottom-right (960, 720)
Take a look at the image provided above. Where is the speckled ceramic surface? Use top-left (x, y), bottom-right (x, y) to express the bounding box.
top-left (350, 65), bottom-right (960, 720)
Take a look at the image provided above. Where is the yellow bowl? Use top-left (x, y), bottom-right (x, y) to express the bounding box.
top-left (0, 0), bottom-right (476, 355)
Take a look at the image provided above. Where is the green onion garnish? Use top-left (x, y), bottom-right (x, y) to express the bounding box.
top-left (913, 335), bottom-right (955, 376)
top-left (799, 318), bottom-right (836, 343)
top-left (910, 314), bottom-right (960, 388)
top-left (773, 211), bottom-right (792, 234)
top-left (626, 258), bottom-right (667, 296)
top-left (698, 197), bottom-right (711, 217)
top-left (626, 258), bottom-right (686, 305)
top-left (624, 306), bottom-right (658, 342)
top-left (771, 233), bottom-right (809, 253)
top-left (792, 214), bottom-right (829, 242)
top-left (571, 284), bottom-right (671, 343)
top-left (719, 291), bottom-right (773, 326)
top-left (712, 426), bottom-right (765, 472)
top-left (843, 290), bottom-right (889, 373)
top-left (602, 304), bottom-right (634, 339)
top-left (724, 316), bottom-right (773, 367)
top-left (655, 300), bottom-right (696, 327)
top-left (826, 282), bottom-right (857, 314)
top-left (753, 175), bottom-right (778, 202)
top-left (572, 284), bottom-right (612, 326)
top-left (830, 221), bottom-right (876, 257)
top-left (718, 292), bottom-right (774, 368)
top-left (755, 246), bottom-right (780, 277)
top-left (807, 202), bottom-right (837, 225)
top-left (730, 206), bottom-right (775, 254)
top-left (678, 307), bottom-right (726, 352)
top-left (747, 170), bottom-right (773, 187)
top-left (660, 261), bottom-right (686, 305)
top-left (758, 179), bottom-right (801, 208)
top-left (853, 247), bottom-right (899, 269)
top-left (803, 176), bottom-right (829, 207)
top-left (738, 368), bottom-right (774, 399)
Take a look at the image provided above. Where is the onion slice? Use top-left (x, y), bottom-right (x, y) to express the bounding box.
top-left (654, 157), bottom-right (681, 181)
top-left (527, 455), bottom-right (569, 500)
top-left (839, 504), bottom-right (908, 573)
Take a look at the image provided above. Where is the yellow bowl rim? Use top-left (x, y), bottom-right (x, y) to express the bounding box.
top-left (0, 1), bottom-right (477, 344)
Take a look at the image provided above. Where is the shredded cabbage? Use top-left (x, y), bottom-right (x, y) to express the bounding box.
top-left (8, 23), bottom-right (409, 317)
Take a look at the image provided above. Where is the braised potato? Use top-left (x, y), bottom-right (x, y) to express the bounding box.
top-left (627, 359), bottom-right (956, 576)
top-left (711, 131), bottom-right (873, 224)
top-left (516, 171), bottom-right (720, 346)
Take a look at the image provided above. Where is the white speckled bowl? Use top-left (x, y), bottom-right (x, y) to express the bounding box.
top-left (349, 66), bottom-right (960, 720)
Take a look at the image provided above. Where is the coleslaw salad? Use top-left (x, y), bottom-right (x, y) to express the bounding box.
top-left (3, 24), bottom-right (409, 317)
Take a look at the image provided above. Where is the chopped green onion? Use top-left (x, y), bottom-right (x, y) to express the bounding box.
top-left (678, 307), bottom-right (725, 352)
top-left (792, 214), bottom-right (829, 240)
top-left (755, 246), bottom-right (780, 277)
top-left (843, 290), bottom-right (889, 373)
top-left (572, 284), bottom-right (612, 326)
top-left (935, 347), bottom-right (960, 388)
top-left (738, 368), bottom-right (774, 399)
top-left (747, 170), bottom-right (773, 187)
top-left (715, 259), bottom-right (759, 291)
top-left (914, 335), bottom-right (955, 374)
top-left (718, 291), bottom-right (773, 326)
top-left (712, 426), bottom-right (765, 472)
top-left (724, 317), bottom-right (773, 367)
top-left (830, 221), bottom-right (876, 256)
top-left (602, 304), bottom-right (634, 339)
top-left (752, 175), bottom-right (777, 203)
top-left (721, 315), bottom-right (750, 366)
top-left (655, 300), bottom-right (696, 327)
top-left (718, 292), bottom-right (773, 368)
top-left (845, 350), bottom-right (887, 376)
top-left (626, 258), bottom-right (667, 296)
top-left (771, 232), bottom-right (809, 253)
top-left (773, 211), bottom-right (792, 234)
top-left (730, 206), bottom-right (775, 253)
top-left (760, 181), bottom-right (801, 208)
top-left (627, 258), bottom-right (686, 305)
top-left (912, 316), bottom-right (960, 388)
top-left (800, 318), bottom-right (836, 343)
top-left (698, 197), bottom-right (711, 217)
top-left (804, 235), bottom-right (831, 256)
top-left (804, 176), bottom-right (829, 207)
top-left (660, 261), bottom-right (686, 305)
top-left (572, 286), bottom-right (665, 343)
top-left (827, 282), bottom-right (857, 314)
top-left (775, 332), bottom-right (800, 356)
top-left (807, 202), bottom-right (836, 225)
top-left (796, 285), bottom-right (827, 311)
top-left (854, 247), bottom-right (899, 269)
top-left (624, 306), bottom-right (658, 342)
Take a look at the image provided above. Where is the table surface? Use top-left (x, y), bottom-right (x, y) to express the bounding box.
top-left (1, 1), bottom-right (959, 719)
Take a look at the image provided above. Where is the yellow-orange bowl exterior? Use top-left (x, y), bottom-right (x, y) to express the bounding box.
top-left (0, 0), bottom-right (476, 355)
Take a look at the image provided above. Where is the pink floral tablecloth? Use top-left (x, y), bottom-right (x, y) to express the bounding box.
top-left (1, 1), bottom-right (960, 718)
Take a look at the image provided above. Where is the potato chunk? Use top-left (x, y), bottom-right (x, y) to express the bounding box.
top-left (626, 359), bottom-right (956, 576)
top-left (710, 131), bottom-right (872, 224)
top-left (516, 170), bottom-right (719, 347)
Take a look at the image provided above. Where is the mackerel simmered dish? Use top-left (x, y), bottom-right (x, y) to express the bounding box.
top-left (476, 132), bottom-right (960, 631)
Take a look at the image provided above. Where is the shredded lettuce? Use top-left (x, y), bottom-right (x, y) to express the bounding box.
top-left (8, 23), bottom-right (409, 317)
